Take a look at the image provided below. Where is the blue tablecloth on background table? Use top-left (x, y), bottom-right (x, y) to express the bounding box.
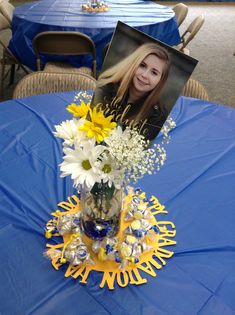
top-left (9, 0), bottom-right (181, 71)
top-left (0, 92), bottom-right (235, 314)
top-left (160, 0), bottom-right (235, 2)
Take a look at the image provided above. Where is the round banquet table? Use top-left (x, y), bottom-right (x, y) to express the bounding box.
top-left (0, 92), bottom-right (235, 314)
top-left (9, 0), bottom-right (181, 71)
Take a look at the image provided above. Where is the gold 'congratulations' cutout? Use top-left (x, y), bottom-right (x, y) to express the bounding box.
top-left (45, 192), bottom-right (176, 290)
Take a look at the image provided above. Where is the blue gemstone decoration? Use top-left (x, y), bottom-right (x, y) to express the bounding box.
top-left (152, 225), bottom-right (160, 234)
top-left (78, 249), bottom-right (87, 258)
top-left (73, 218), bottom-right (80, 225)
top-left (132, 197), bottom-right (140, 204)
top-left (134, 230), bottom-right (143, 238)
top-left (115, 251), bottom-right (121, 263)
top-left (106, 244), bottom-right (113, 254)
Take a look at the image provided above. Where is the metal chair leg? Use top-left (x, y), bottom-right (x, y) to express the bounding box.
top-left (9, 64), bottom-right (15, 85)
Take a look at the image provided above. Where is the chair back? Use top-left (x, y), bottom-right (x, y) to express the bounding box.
top-left (182, 78), bottom-right (209, 101)
top-left (33, 31), bottom-right (97, 77)
top-left (0, 12), bottom-right (17, 59)
top-left (0, 0), bottom-right (14, 24)
top-left (180, 15), bottom-right (205, 51)
top-left (0, 11), bottom-right (10, 32)
top-left (172, 3), bottom-right (188, 27)
top-left (13, 71), bottom-right (97, 99)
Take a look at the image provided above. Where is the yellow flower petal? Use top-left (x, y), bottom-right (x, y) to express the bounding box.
top-left (66, 101), bottom-right (90, 118)
top-left (78, 106), bottom-right (117, 142)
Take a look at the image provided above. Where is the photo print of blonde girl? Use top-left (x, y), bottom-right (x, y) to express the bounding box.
top-left (92, 22), bottom-right (198, 141)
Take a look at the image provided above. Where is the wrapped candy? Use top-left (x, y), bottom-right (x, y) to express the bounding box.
top-left (125, 200), bottom-right (150, 221)
top-left (63, 234), bottom-right (93, 266)
top-left (119, 235), bottom-right (152, 269)
top-left (125, 219), bottom-right (158, 239)
top-left (57, 213), bottom-right (81, 235)
top-left (125, 188), bottom-right (151, 221)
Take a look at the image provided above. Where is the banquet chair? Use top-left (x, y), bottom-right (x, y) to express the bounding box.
top-left (181, 78), bottom-right (209, 101)
top-left (0, 12), bottom-right (29, 99)
top-left (13, 71), bottom-right (97, 99)
top-left (0, 0), bottom-right (14, 24)
top-left (33, 31), bottom-right (97, 78)
top-left (172, 3), bottom-right (188, 27)
top-left (177, 14), bottom-right (205, 55)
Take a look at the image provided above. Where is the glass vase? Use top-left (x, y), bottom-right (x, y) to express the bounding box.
top-left (80, 182), bottom-right (123, 241)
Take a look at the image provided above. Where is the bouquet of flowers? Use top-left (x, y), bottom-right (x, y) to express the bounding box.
top-left (54, 93), bottom-right (175, 190)
top-left (53, 92), bottom-right (175, 240)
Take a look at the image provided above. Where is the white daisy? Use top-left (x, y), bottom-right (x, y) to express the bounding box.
top-left (60, 139), bottom-right (106, 189)
top-left (95, 152), bottom-right (124, 188)
top-left (54, 118), bottom-right (86, 147)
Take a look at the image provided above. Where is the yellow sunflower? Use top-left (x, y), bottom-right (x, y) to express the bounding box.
top-left (66, 100), bottom-right (90, 118)
top-left (79, 107), bottom-right (116, 143)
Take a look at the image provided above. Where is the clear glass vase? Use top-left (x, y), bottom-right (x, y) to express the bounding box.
top-left (80, 182), bottom-right (123, 240)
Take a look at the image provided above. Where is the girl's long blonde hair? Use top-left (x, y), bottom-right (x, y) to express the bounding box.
top-left (98, 42), bottom-right (171, 122)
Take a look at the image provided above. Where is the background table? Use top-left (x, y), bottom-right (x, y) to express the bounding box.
top-left (9, 0), bottom-right (181, 71)
top-left (0, 92), bottom-right (235, 314)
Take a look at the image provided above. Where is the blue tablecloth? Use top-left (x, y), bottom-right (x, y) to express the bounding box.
top-left (163, 0), bottom-right (235, 2)
top-left (9, 0), bottom-right (180, 71)
top-left (0, 92), bottom-right (235, 314)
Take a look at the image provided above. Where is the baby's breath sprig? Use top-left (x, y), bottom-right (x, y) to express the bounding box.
top-left (104, 126), bottom-right (168, 185)
top-left (160, 117), bottom-right (176, 144)
top-left (74, 91), bottom-right (92, 103)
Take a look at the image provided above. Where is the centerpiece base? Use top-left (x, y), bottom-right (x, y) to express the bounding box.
top-left (81, 1), bottom-right (109, 12)
top-left (44, 188), bottom-right (176, 290)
